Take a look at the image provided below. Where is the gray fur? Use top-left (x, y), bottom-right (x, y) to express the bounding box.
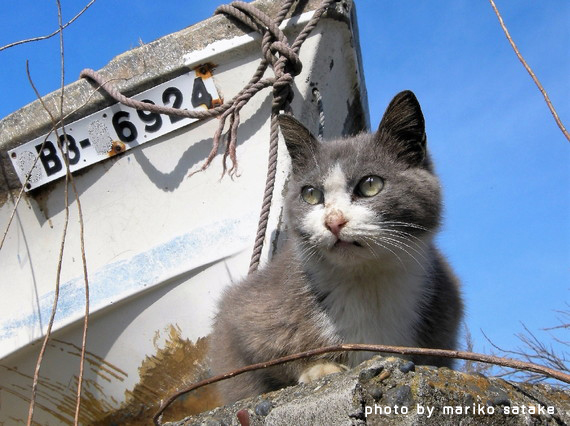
top-left (209, 91), bottom-right (463, 404)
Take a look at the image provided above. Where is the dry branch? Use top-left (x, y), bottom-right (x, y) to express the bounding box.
top-left (0, 0), bottom-right (97, 52)
top-left (24, 3), bottom-right (90, 424)
top-left (153, 343), bottom-right (570, 424)
top-left (488, 0), bottom-right (570, 142)
top-left (24, 59), bottom-right (71, 426)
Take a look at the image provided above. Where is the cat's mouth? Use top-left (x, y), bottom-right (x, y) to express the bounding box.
top-left (334, 239), bottom-right (363, 248)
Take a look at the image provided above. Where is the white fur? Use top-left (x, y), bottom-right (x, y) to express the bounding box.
top-left (311, 257), bottom-right (430, 366)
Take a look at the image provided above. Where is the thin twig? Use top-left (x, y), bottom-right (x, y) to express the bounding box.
top-left (25, 61), bottom-right (71, 426)
top-left (488, 0), bottom-right (570, 142)
top-left (0, 0), bottom-right (97, 52)
top-left (72, 183), bottom-right (89, 425)
top-left (50, 1), bottom-right (91, 422)
top-left (153, 343), bottom-right (570, 424)
top-left (483, 327), bottom-right (569, 386)
top-left (25, 3), bottom-right (90, 422)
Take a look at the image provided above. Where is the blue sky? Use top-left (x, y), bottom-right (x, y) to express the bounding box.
top-left (1, 1), bottom-right (568, 365)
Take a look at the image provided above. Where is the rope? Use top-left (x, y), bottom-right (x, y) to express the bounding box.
top-left (79, 0), bottom-right (336, 273)
top-left (313, 87), bottom-right (325, 140)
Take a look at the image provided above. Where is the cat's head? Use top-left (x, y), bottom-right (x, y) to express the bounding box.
top-left (279, 90), bottom-right (442, 267)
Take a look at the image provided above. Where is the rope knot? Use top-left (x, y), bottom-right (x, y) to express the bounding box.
top-left (217, 1), bottom-right (302, 112)
top-left (270, 41), bottom-right (302, 76)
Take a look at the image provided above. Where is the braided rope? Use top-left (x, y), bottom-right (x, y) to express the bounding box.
top-left (313, 87), bottom-right (325, 140)
top-left (79, 0), bottom-right (336, 273)
top-left (247, 0), bottom-right (336, 272)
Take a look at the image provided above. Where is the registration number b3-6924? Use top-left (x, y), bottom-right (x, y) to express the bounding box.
top-left (8, 68), bottom-right (221, 191)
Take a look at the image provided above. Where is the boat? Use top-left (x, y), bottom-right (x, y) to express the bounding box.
top-left (0, 0), bottom-right (369, 423)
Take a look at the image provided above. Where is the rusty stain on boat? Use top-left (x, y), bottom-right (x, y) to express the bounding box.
top-left (0, 328), bottom-right (218, 424)
top-left (52, 339), bottom-right (128, 381)
top-left (92, 324), bottom-right (220, 425)
top-left (0, 339), bottom-right (132, 424)
top-left (0, 383), bottom-right (73, 424)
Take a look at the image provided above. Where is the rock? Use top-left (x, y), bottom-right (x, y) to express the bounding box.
top-left (399, 361), bottom-right (415, 374)
top-left (359, 366), bottom-right (384, 381)
top-left (164, 356), bottom-right (570, 426)
top-left (383, 385), bottom-right (414, 408)
top-left (370, 386), bottom-right (383, 401)
top-left (254, 400), bottom-right (272, 417)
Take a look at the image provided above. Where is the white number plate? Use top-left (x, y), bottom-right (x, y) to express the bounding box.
top-left (8, 69), bottom-right (221, 191)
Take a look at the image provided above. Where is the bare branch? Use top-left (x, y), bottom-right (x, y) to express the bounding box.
top-left (488, 0), bottom-right (570, 142)
top-left (544, 307), bottom-right (570, 332)
top-left (51, 1), bottom-right (91, 422)
top-left (25, 60), bottom-right (71, 426)
top-left (0, 0), bottom-right (97, 52)
top-left (25, 3), bottom-right (90, 423)
top-left (483, 321), bottom-right (569, 386)
top-left (153, 343), bottom-right (570, 425)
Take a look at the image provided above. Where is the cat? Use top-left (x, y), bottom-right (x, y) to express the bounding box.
top-left (209, 90), bottom-right (463, 404)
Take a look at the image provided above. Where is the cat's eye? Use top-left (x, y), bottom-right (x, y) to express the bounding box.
top-left (301, 186), bottom-right (324, 205)
top-left (356, 175), bottom-right (384, 197)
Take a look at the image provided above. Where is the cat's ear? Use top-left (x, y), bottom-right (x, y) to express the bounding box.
top-left (278, 115), bottom-right (319, 172)
top-left (376, 90), bottom-right (427, 167)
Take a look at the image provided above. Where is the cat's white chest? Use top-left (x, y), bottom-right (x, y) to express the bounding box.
top-left (317, 265), bottom-right (426, 366)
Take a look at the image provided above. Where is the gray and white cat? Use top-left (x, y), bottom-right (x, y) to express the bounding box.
top-left (209, 90), bottom-right (463, 404)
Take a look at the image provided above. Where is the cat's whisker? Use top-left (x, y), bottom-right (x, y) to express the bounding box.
top-left (299, 242), bottom-right (322, 267)
top-left (378, 229), bottom-right (429, 252)
top-left (297, 242), bottom-right (317, 259)
top-left (303, 248), bottom-right (320, 266)
top-left (378, 228), bottom-right (429, 247)
top-left (360, 229), bottom-right (422, 255)
top-left (366, 238), bottom-right (408, 271)
top-left (352, 224), bottom-right (381, 234)
top-left (377, 236), bottom-right (427, 270)
top-left (361, 231), bottom-right (425, 271)
top-left (379, 233), bottom-right (428, 260)
top-left (380, 220), bottom-right (431, 233)
top-left (359, 235), bottom-right (408, 271)
top-left (375, 236), bottom-right (427, 273)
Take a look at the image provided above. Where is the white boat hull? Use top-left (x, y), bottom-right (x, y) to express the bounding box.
top-left (0, 1), bottom-right (369, 423)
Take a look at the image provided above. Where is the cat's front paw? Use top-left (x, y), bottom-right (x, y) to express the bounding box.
top-left (298, 362), bottom-right (349, 384)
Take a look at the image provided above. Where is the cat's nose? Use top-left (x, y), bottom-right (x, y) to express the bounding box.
top-left (325, 212), bottom-right (348, 237)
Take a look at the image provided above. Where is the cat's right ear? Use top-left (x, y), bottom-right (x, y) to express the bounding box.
top-left (278, 115), bottom-right (319, 172)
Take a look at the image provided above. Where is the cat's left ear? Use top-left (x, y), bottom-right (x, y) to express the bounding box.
top-left (278, 114), bottom-right (319, 172)
top-left (376, 90), bottom-right (427, 167)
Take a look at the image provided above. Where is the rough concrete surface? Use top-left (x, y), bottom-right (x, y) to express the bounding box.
top-left (165, 356), bottom-right (570, 426)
